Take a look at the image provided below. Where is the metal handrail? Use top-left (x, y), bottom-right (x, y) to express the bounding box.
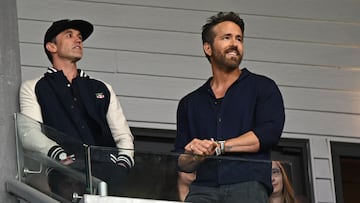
top-left (6, 179), bottom-right (60, 203)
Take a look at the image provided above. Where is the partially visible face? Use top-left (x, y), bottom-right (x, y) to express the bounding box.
top-left (205, 21), bottom-right (244, 72)
top-left (272, 162), bottom-right (283, 196)
top-left (51, 28), bottom-right (84, 63)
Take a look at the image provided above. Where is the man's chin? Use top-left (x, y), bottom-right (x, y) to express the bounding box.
top-left (73, 57), bottom-right (82, 63)
top-left (220, 64), bottom-right (240, 73)
top-left (230, 56), bottom-right (242, 64)
top-left (226, 60), bottom-right (241, 70)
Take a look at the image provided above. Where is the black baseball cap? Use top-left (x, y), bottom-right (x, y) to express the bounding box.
top-left (44, 19), bottom-right (93, 62)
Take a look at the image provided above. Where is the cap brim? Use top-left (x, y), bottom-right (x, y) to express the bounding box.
top-left (63, 20), bottom-right (93, 41)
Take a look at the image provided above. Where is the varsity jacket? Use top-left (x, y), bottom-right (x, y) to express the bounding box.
top-left (19, 67), bottom-right (134, 168)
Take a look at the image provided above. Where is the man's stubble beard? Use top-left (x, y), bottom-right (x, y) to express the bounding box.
top-left (212, 48), bottom-right (243, 73)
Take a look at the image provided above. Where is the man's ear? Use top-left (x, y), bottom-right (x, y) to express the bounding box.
top-left (45, 42), bottom-right (57, 53)
top-left (203, 42), bottom-right (212, 57)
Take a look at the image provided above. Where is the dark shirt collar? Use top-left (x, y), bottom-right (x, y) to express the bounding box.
top-left (204, 67), bottom-right (250, 90)
top-left (47, 67), bottom-right (88, 78)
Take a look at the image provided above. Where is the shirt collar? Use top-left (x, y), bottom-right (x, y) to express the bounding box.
top-left (204, 68), bottom-right (250, 88)
top-left (47, 67), bottom-right (88, 78)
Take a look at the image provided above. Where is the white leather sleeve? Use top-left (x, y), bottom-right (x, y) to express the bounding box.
top-left (104, 82), bottom-right (135, 166)
top-left (18, 78), bottom-right (58, 155)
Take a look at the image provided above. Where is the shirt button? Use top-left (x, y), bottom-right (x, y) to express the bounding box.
top-left (214, 101), bottom-right (217, 105)
top-left (67, 84), bottom-right (71, 87)
top-left (70, 105), bottom-right (74, 109)
top-left (218, 118), bottom-right (222, 122)
top-left (74, 97), bottom-right (77, 101)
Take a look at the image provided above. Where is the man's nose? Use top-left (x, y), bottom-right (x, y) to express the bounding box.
top-left (74, 36), bottom-right (82, 43)
top-left (230, 37), bottom-right (239, 46)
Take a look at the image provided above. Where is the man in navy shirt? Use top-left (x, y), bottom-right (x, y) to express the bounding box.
top-left (174, 12), bottom-right (285, 203)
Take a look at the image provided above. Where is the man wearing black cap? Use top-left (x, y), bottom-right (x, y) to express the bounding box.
top-left (19, 19), bottom-right (134, 200)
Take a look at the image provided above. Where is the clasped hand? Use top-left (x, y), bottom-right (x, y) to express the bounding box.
top-left (185, 138), bottom-right (218, 156)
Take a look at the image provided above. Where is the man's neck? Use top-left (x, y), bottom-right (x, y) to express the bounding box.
top-left (52, 60), bottom-right (78, 82)
top-left (210, 66), bottom-right (241, 98)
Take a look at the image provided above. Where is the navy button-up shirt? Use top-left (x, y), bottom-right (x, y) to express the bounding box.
top-left (174, 68), bottom-right (285, 194)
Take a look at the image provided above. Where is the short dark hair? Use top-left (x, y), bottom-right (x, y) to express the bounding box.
top-left (201, 12), bottom-right (245, 61)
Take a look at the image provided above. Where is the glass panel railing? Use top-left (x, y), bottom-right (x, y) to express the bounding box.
top-left (14, 113), bottom-right (298, 203)
top-left (88, 146), bottom-right (180, 201)
top-left (14, 113), bottom-right (105, 203)
top-left (87, 146), bottom-right (295, 202)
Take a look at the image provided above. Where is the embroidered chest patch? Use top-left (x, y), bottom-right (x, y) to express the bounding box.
top-left (95, 92), bottom-right (105, 99)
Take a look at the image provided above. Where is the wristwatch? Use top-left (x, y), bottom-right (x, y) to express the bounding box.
top-left (217, 140), bottom-right (226, 154)
top-left (215, 146), bottom-right (221, 156)
top-left (58, 152), bottom-right (68, 161)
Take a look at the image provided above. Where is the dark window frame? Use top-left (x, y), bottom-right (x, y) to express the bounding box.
top-left (331, 141), bottom-right (360, 203)
top-left (273, 138), bottom-right (314, 203)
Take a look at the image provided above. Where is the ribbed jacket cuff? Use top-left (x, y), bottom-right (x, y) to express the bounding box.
top-left (110, 154), bottom-right (134, 169)
top-left (47, 145), bottom-right (66, 161)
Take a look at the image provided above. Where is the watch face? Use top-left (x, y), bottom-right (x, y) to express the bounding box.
top-left (215, 147), bottom-right (221, 156)
top-left (59, 152), bottom-right (67, 161)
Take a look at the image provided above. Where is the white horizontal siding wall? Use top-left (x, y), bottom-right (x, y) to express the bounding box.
top-left (17, 0), bottom-right (360, 202)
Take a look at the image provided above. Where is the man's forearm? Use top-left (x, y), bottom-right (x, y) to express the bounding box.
top-left (178, 153), bottom-right (205, 173)
top-left (223, 131), bottom-right (260, 153)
